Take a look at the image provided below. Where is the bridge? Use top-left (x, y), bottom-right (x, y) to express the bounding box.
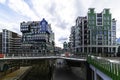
top-left (0, 54), bottom-right (86, 61)
top-left (0, 53), bottom-right (120, 80)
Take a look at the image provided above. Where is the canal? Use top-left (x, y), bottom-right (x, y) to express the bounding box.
top-left (22, 59), bottom-right (86, 80)
top-left (22, 60), bottom-right (54, 80)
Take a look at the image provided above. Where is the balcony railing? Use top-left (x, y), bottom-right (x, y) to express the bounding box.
top-left (87, 55), bottom-right (120, 80)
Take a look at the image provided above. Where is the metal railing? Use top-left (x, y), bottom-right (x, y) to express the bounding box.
top-left (87, 55), bottom-right (120, 80)
top-left (0, 53), bottom-right (87, 61)
top-left (4, 53), bottom-right (56, 57)
top-left (3, 53), bottom-right (87, 57)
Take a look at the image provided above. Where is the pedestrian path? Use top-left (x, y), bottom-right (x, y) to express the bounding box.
top-left (0, 67), bottom-right (31, 80)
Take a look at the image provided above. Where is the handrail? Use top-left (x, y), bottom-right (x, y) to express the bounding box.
top-left (87, 55), bottom-right (120, 80)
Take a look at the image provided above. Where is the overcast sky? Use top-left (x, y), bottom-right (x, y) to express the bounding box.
top-left (0, 0), bottom-right (120, 47)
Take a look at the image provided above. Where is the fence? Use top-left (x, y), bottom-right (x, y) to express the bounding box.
top-left (87, 55), bottom-right (120, 80)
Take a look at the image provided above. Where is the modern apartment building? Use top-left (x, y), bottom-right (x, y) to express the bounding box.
top-left (70, 17), bottom-right (90, 54)
top-left (69, 26), bottom-right (76, 53)
top-left (88, 8), bottom-right (117, 55)
top-left (2, 29), bottom-right (21, 54)
top-left (20, 18), bottom-right (54, 55)
top-left (70, 8), bottom-right (118, 55)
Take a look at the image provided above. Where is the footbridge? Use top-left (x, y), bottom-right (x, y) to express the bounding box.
top-left (0, 53), bottom-right (120, 80)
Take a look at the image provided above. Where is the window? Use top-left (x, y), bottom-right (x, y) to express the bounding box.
top-left (97, 13), bottom-right (102, 17)
top-left (107, 21), bottom-right (110, 25)
top-left (97, 17), bottom-right (102, 22)
top-left (104, 36), bottom-right (107, 40)
top-left (104, 17), bottom-right (106, 20)
top-left (92, 21), bottom-right (95, 25)
top-left (98, 35), bottom-right (102, 40)
top-left (98, 41), bottom-right (102, 45)
top-left (100, 31), bottom-right (102, 34)
top-left (112, 26), bottom-right (116, 30)
top-left (88, 16), bottom-right (91, 20)
top-left (97, 22), bottom-right (102, 25)
top-left (104, 26), bottom-right (107, 30)
top-left (92, 16), bottom-right (95, 20)
top-left (112, 22), bottom-right (116, 26)
top-left (107, 17), bottom-right (110, 20)
top-left (104, 31), bottom-right (107, 35)
top-left (104, 22), bottom-right (106, 25)
top-left (108, 31), bottom-right (111, 36)
top-left (112, 31), bottom-right (116, 36)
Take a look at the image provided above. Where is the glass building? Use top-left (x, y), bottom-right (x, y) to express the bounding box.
top-left (2, 29), bottom-right (21, 54)
top-left (20, 18), bottom-right (54, 55)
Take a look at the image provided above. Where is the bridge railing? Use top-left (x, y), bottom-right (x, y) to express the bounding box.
top-left (4, 53), bottom-right (56, 57)
top-left (3, 53), bottom-right (87, 60)
top-left (87, 55), bottom-right (120, 80)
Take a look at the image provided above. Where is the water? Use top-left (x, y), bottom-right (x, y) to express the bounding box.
top-left (22, 60), bottom-right (53, 80)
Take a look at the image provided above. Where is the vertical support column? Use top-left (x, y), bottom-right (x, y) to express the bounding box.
top-left (102, 47), bottom-right (104, 56)
top-left (87, 47), bottom-right (89, 54)
top-left (94, 69), bottom-right (97, 80)
top-left (110, 47), bottom-right (112, 56)
top-left (108, 47), bottom-right (110, 54)
top-left (82, 47), bottom-right (84, 53)
top-left (115, 47), bottom-right (118, 56)
top-left (96, 47), bottom-right (98, 54)
top-left (90, 47), bottom-right (92, 54)
top-left (86, 62), bottom-right (92, 80)
top-left (0, 62), bottom-right (4, 71)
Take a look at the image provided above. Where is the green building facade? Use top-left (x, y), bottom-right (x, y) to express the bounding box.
top-left (88, 8), bottom-right (117, 55)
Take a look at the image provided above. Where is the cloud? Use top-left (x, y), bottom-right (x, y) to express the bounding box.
top-left (57, 37), bottom-right (68, 47)
top-left (55, 19), bottom-right (69, 29)
top-left (0, 21), bottom-right (21, 34)
top-left (0, 0), bottom-right (120, 48)
top-left (58, 37), bottom-right (68, 42)
top-left (46, 1), bottom-right (56, 15)
top-left (0, 0), bottom-right (6, 4)
top-left (30, 0), bottom-right (75, 47)
top-left (7, 0), bottom-right (39, 20)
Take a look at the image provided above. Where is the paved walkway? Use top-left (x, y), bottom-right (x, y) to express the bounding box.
top-left (0, 67), bottom-right (31, 80)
